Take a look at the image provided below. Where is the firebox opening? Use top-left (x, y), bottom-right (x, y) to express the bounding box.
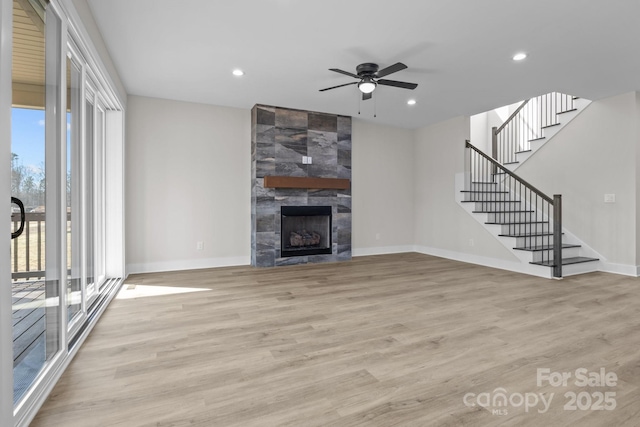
top-left (281, 206), bottom-right (332, 257)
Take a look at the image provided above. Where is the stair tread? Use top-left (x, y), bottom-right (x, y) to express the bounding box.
top-left (471, 181), bottom-right (497, 184)
top-left (461, 200), bottom-right (521, 204)
top-left (486, 221), bottom-right (548, 225)
top-left (530, 256), bottom-right (599, 267)
top-left (460, 190), bottom-right (509, 193)
top-left (514, 244), bottom-right (581, 252)
top-left (541, 123), bottom-right (560, 129)
top-left (503, 161), bottom-right (519, 165)
top-left (529, 136), bottom-right (545, 142)
top-left (515, 149), bottom-right (532, 154)
top-left (557, 108), bottom-right (578, 115)
top-left (472, 210), bottom-right (534, 213)
top-left (499, 232), bottom-right (562, 237)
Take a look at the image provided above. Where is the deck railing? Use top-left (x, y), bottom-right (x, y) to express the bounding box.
top-left (11, 212), bottom-right (72, 280)
top-left (11, 212), bottom-right (46, 280)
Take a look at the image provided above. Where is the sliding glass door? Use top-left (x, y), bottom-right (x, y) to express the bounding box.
top-left (65, 45), bottom-right (108, 341)
top-left (7, 0), bottom-right (120, 421)
top-left (10, 0), bottom-right (63, 405)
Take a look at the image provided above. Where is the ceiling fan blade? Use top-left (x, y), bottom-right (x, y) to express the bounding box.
top-left (376, 62), bottom-right (407, 78)
top-left (319, 82), bottom-right (358, 92)
top-left (362, 92), bottom-right (372, 101)
top-left (329, 68), bottom-right (360, 79)
top-left (377, 79), bottom-right (418, 90)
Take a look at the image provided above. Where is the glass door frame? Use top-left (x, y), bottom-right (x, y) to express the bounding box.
top-left (65, 40), bottom-right (86, 339)
top-left (13, 0), bottom-right (68, 420)
top-left (1, 0), bottom-right (15, 424)
top-left (3, 0), bottom-right (126, 424)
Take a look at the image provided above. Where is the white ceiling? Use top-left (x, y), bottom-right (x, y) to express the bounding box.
top-left (86, 0), bottom-right (640, 129)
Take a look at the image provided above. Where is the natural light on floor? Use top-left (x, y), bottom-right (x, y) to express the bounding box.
top-left (116, 284), bottom-right (210, 299)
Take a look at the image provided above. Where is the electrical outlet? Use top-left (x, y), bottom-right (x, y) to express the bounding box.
top-left (604, 194), bottom-right (616, 203)
top-left (375, 233), bottom-right (381, 240)
top-left (196, 241), bottom-right (204, 251)
top-left (469, 239), bottom-right (474, 246)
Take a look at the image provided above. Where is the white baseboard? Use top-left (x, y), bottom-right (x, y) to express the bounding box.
top-left (125, 251), bottom-right (640, 279)
top-left (414, 245), bottom-right (553, 279)
top-left (352, 245), bottom-right (417, 257)
top-left (598, 261), bottom-right (639, 277)
top-left (127, 256), bottom-right (251, 274)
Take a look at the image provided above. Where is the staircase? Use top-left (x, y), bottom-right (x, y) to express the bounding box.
top-left (493, 92), bottom-right (591, 171)
top-left (458, 141), bottom-right (599, 279)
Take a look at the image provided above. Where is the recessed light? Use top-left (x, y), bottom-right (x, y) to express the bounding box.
top-left (512, 53), bottom-right (527, 61)
top-left (407, 99), bottom-right (417, 106)
top-left (232, 69), bottom-right (244, 76)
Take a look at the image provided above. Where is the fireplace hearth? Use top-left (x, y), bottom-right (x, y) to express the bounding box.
top-left (281, 206), bottom-right (332, 257)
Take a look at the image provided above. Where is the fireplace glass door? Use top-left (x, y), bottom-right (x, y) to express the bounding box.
top-left (281, 206), bottom-right (332, 257)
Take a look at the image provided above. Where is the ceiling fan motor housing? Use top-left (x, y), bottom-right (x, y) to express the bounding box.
top-left (356, 63), bottom-right (379, 77)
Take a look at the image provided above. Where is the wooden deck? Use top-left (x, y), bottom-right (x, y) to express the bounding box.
top-left (12, 280), bottom-right (46, 403)
top-left (12, 280), bottom-right (45, 365)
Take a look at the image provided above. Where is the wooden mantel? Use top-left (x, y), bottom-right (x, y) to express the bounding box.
top-left (263, 176), bottom-right (350, 190)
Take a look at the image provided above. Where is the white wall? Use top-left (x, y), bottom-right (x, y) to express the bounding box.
top-left (413, 116), bottom-right (518, 263)
top-left (126, 92), bottom-right (640, 276)
top-left (516, 92), bottom-right (639, 270)
top-left (126, 96), bottom-right (251, 273)
top-left (470, 104), bottom-right (513, 154)
top-left (351, 119), bottom-right (415, 254)
top-left (126, 100), bottom-right (418, 271)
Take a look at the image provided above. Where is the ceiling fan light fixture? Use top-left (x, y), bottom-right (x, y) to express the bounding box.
top-left (358, 78), bottom-right (377, 94)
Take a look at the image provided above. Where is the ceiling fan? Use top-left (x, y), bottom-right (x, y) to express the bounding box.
top-left (319, 62), bottom-right (418, 100)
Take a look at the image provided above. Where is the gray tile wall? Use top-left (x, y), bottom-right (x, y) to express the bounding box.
top-left (251, 104), bottom-right (352, 267)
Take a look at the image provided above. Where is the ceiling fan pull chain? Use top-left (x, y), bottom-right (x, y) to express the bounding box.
top-left (374, 95), bottom-right (377, 118)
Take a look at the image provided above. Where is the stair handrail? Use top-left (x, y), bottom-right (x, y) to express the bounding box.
top-left (495, 99), bottom-right (530, 134)
top-left (467, 140), bottom-right (551, 203)
top-left (465, 140), bottom-right (562, 277)
top-left (492, 92), bottom-right (576, 165)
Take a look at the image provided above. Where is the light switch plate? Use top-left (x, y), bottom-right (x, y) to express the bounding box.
top-left (604, 194), bottom-right (616, 203)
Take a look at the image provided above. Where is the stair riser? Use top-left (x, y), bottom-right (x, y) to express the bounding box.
top-left (470, 182), bottom-right (498, 191)
top-left (512, 235), bottom-right (557, 247)
top-left (471, 201), bottom-right (522, 211)
top-left (561, 260), bottom-right (599, 277)
top-left (464, 193), bottom-right (515, 202)
top-left (531, 247), bottom-right (581, 263)
top-left (486, 212), bottom-right (540, 223)
top-left (497, 223), bottom-right (550, 235)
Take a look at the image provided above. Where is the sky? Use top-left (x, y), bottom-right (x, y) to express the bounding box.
top-left (11, 108), bottom-right (45, 173)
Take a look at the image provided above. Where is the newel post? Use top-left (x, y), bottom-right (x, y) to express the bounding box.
top-left (553, 194), bottom-right (562, 278)
top-left (491, 127), bottom-right (498, 174)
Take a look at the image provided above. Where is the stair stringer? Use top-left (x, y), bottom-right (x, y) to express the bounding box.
top-left (455, 172), bottom-right (603, 278)
top-left (506, 98), bottom-right (592, 172)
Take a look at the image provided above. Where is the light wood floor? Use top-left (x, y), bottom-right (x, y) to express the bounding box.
top-left (31, 253), bottom-right (640, 426)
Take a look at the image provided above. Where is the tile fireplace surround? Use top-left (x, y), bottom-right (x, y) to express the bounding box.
top-left (251, 104), bottom-right (352, 267)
